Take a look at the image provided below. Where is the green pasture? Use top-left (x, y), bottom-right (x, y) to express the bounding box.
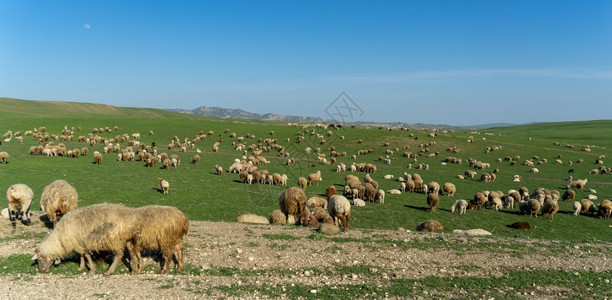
top-left (1, 98), bottom-right (611, 243)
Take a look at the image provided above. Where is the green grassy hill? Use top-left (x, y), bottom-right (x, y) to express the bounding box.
top-left (1, 98), bottom-right (611, 243)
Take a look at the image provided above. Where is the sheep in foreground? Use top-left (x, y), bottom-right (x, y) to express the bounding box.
top-left (528, 199), bottom-right (541, 218)
top-left (40, 180), bottom-right (78, 227)
top-left (130, 205), bottom-right (189, 274)
top-left (6, 184), bottom-right (34, 228)
top-left (269, 209), bottom-right (287, 224)
top-left (32, 203), bottom-right (143, 275)
top-left (157, 178), bottom-right (169, 194)
top-left (278, 187), bottom-right (307, 224)
top-left (450, 199), bottom-right (468, 214)
top-left (328, 195), bottom-right (351, 232)
top-left (375, 189), bottom-right (385, 204)
top-left (573, 201), bottom-right (582, 216)
top-left (416, 220), bottom-right (443, 232)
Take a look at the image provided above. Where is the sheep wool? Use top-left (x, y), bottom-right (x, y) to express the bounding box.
top-left (416, 220), bottom-right (443, 232)
top-left (236, 214), bottom-right (269, 224)
top-left (33, 203), bottom-right (143, 275)
top-left (131, 205), bottom-right (189, 274)
top-left (39, 180), bottom-right (78, 227)
top-left (328, 195), bottom-right (351, 232)
top-left (6, 183), bottom-right (34, 228)
top-left (278, 187), bottom-right (307, 223)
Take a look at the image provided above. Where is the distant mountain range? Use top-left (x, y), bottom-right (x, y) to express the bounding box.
top-left (167, 105), bottom-right (520, 129)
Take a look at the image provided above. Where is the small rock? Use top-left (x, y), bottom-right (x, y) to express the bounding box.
top-left (351, 274), bottom-right (358, 280)
top-left (309, 289), bottom-right (317, 294)
top-left (248, 256), bottom-right (254, 261)
top-left (236, 249), bottom-right (243, 254)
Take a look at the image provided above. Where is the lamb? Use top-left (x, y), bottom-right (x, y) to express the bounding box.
top-left (443, 182), bottom-right (456, 197)
top-left (40, 180), bottom-right (78, 227)
top-left (375, 189), bottom-right (385, 204)
top-left (450, 199), bottom-right (468, 214)
top-left (130, 205), bottom-right (189, 274)
top-left (308, 170), bottom-right (322, 186)
top-left (6, 184), bottom-right (34, 228)
top-left (157, 178), bottom-right (169, 194)
top-left (327, 195), bottom-right (351, 232)
top-left (278, 187), bottom-right (307, 223)
top-left (0, 151), bottom-right (8, 164)
top-left (306, 197), bottom-right (328, 209)
top-left (32, 203), bottom-right (144, 275)
top-left (427, 193), bottom-right (439, 212)
top-left (573, 201), bottom-right (582, 216)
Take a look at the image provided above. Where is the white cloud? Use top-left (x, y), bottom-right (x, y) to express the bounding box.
top-left (84, 24), bottom-right (91, 29)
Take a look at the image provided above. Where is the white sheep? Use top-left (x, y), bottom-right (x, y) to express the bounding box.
top-left (387, 189), bottom-right (402, 195)
top-left (6, 184), bottom-right (34, 228)
top-left (157, 178), bottom-right (169, 194)
top-left (328, 195), bottom-right (351, 232)
top-left (573, 201), bottom-right (582, 216)
top-left (530, 168), bottom-right (539, 174)
top-left (375, 189), bottom-right (385, 204)
top-left (450, 199), bottom-right (468, 214)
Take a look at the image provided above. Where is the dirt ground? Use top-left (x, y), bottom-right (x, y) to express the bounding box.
top-left (0, 213), bottom-right (611, 299)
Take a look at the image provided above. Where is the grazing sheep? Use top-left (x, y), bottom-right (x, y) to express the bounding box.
top-left (427, 193), bottom-right (439, 212)
top-left (513, 175), bottom-right (522, 182)
top-left (573, 201), bottom-right (582, 216)
top-left (597, 200), bottom-right (612, 220)
top-left (0, 151), bottom-right (8, 164)
top-left (297, 177), bottom-right (307, 190)
top-left (427, 181), bottom-right (440, 194)
top-left (375, 189), bottom-right (385, 204)
top-left (491, 197), bottom-right (503, 211)
top-left (269, 209), bottom-right (287, 224)
top-left (528, 199), bottom-right (541, 218)
top-left (214, 164), bottom-right (223, 175)
top-left (311, 207), bottom-right (327, 222)
top-left (306, 197), bottom-right (328, 209)
top-left (236, 214), bottom-right (269, 224)
top-left (580, 199), bottom-right (597, 215)
top-left (562, 189), bottom-right (576, 201)
top-left (352, 198), bottom-right (366, 207)
top-left (450, 199), bottom-right (468, 214)
top-left (530, 168), bottom-right (539, 174)
top-left (308, 170), bottom-right (322, 186)
top-left (473, 192), bottom-right (487, 210)
top-left (6, 184), bottom-right (34, 228)
top-left (541, 199), bottom-right (559, 220)
top-left (157, 178), bottom-right (169, 194)
top-left (443, 182), bottom-right (456, 197)
top-left (507, 222), bottom-right (531, 230)
top-left (278, 187), bottom-right (307, 224)
top-left (416, 220), bottom-right (443, 232)
top-left (40, 180), bottom-right (78, 227)
top-left (464, 170), bottom-right (476, 180)
top-left (130, 205), bottom-right (189, 274)
top-left (327, 195), bottom-right (351, 232)
top-left (32, 203), bottom-right (143, 275)
top-left (192, 155), bottom-right (200, 164)
top-left (503, 195), bottom-right (515, 209)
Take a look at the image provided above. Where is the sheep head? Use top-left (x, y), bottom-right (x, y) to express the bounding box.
top-left (32, 251), bottom-right (53, 273)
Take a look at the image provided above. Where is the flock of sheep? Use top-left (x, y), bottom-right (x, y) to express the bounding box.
top-left (2, 121), bottom-right (612, 276)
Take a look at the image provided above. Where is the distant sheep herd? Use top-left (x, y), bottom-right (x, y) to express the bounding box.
top-left (1, 124), bottom-right (611, 276)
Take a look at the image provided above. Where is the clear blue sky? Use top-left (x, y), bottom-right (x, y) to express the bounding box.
top-left (1, 1), bottom-right (611, 126)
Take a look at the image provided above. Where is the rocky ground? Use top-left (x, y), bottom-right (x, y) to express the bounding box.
top-left (1, 213), bottom-right (611, 299)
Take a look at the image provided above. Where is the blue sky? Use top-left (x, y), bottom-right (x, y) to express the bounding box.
top-left (1, 1), bottom-right (611, 126)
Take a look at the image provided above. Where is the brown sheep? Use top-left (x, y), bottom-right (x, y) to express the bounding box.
top-left (278, 187), bottom-right (307, 224)
top-left (443, 182), bottom-right (456, 197)
top-left (269, 209), bottom-right (287, 224)
top-left (308, 170), bottom-right (322, 186)
top-left (427, 193), bottom-right (439, 212)
top-left (562, 189), bottom-right (576, 201)
top-left (473, 192), bottom-right (487, 210)
top-left (541, 200), bottom-right (559, 220)
top-left (598, 199), bottom-right (612, 220)
top-left (130, 205), bottom-right (189, 274)
top-left (507, 222), bottom-right (531, 230)
top-left (325, 186), bottom-right (337, 200)
top-left (416, 220), bottom-right (443, 232)
top-left (528, 199), bottom-right (541, 218)
top-left (298, 177), bottom-right (307, 190)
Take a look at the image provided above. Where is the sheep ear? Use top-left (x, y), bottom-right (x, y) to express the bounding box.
top-left (31, 253), bottom-right (39, 261)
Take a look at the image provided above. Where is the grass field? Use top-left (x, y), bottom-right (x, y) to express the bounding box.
top-left (1, 97), bottom-right (611, 243)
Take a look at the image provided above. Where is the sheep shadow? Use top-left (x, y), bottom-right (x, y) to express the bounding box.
top-left (404, 204), bottom-right (431, 212)
top-left (151, 187), bottom-right (164, 194)
top-left (138, 249), bottom-right (180, 272)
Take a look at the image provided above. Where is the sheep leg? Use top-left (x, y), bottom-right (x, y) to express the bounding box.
top-left (84, 253), bottom-right (96, 274)
top-left (125, 242), bottom-right (140, 274)
top-left (77, 255), bottom-right (86, 271)
top-left (160, 251), bottom-right (171, 274)
top-left (344, 214), bottom-right (350, 232)
top-left (104, 250), bottom-right (124, 276)
top-left (175, 243), bottom-right (184, 271)
top-left (9, 209), bottom-right (16, 229)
